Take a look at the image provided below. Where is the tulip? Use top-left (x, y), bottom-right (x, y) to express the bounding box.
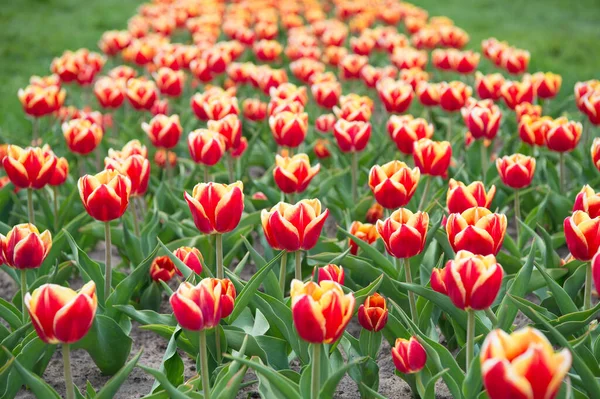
top-left (515, 102), bottom-right (542, 123)
top-left (150, 255), bottom-right (179, 282)
top-left (268, 97), bottom-right (304, 116)
top-left (207, 114), bottom-right (242, 150)
top-left (269, 111), bottom-right (309, 148)
top-left (412, 139), bottom-right (452, 177)
top-left (126, 78), bottom-right (158, 110)
top-left (358, 293), bottom-right (388, 332)
top-left (368, 161), bottom-right (420, 209)
top-left (253, 39), bottom-right (282, 61)
top-left (365, 203), bottom-right (384, 224)
top-left (447, 179), bottom-right (496, 214)
top-left (109, 65), bottom-right (137, 81)
top-left (104, 154), bottom-right (150, 197)
top-left (170, 278), bottom-right (231, 330)
top-left (391, 48), bottom-right (427, 70)
top-left (391, 337), bottom-right (426, 374)
top-left (188, 129), bottom-right (226, 167)
top-left (62, 119), bottom-right (103, 155)
top-left (338, 54), bottom-right (368, 79)
top-left (462, 102), bottom-right (502, 140)
top-left (439, 81), bottom-right (472, 112)
top-left (242, 99), bottom-right (267, 121)
top-left (173, 246), bottom-right (203, 275)
top-left (415, 82), bottom-right (441, 107)
top-left (313, 139), bottom-right (331, 159)
top-left (500, 80), bottom-right (534, 110)
top-left (387, 115), bottom-right (433, 155)
top-left (311, 82), bottom-right (341, 109)
top-left (583, 92), bottom-right (600, 125)
top-left (49, 157), bottom-right (69, 187)
top-left (376, 78), bottom-right (414, 114)
top-left (290, 58), bottom-right (325, 83)
top-left (480, 328), bottom-right (572, 399)
top-left (495, 154), bottom-right (536, 191)
top-left (317, 264), bottom-right (345, 285)
top-left (78, 169), bottom-right (131, 222)
top-left (518, 115), bottom-right (551, 147)
top-left (18, 85), bottom-right (66, 118)
top-left (270, 83), bottom-right (308, 106)
top-left (154, 150), bottom-right (177, 169)
top-left (273, 153), bottom-right (320, 194)
top-left (151, 98), bottom-right (170, 116)
top-left (2, 145), bottom-right (57, 190)
top-left (94, 77), bottom-right (125, 109)
top-left (333, 97), bottom-right (372, 122)
top-left (532, 72), bottom-right (562, 99)
top-left (446, 207), bottom-right (507, 256)
top-left (315, 114), bottom-right (336, 133)
top-left (501, 48), bottom-right (530, 74)
top-left (1, 223), bottom-right (52, 270)
top-left (332, 119), bottom-right (371, 153)
top-left (564, 211), bottom-right (600, 262)
top-left (592, 138), bottom-right (600, 173)
top-left (184, 181), bottom-right (244, 236)
top-left (154, 67), bottom-right (185, 97)
top-left (98, 30), bottom-right (131, 56)
top-left (348, 221), bottom-right (379, 255)
top-left (474, 72), bottom-right (504, 100)
top-left (545, 118), bottom-right (582, 153)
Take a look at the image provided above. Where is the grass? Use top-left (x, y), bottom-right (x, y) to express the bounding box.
top-left (0, 0), bottom-right (599, 140)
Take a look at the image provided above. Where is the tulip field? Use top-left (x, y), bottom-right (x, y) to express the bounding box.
top-left (2, 0), bottom-right (600, 399)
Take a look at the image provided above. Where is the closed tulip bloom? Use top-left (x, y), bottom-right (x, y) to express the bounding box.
top-left (191, 93), bottom-right (239, 121)
top-left (188, 129), bottom-right (226, 166)
top-left (1, 224), bottom-right (52, 269)
top-left (173, 246), bottom-right (203, 275)
top-left (290, 279), bottom-right (354, 343)
top-left (142, 114), bottom-right (182, 149)
top-left (575, 80), bottom-right (600, 112)
top-left (463, 102), bottom-right (502, 140)
top-left (387, 115), bottom-right (433, 155)
top-left (369, 161), bottom-right (420, 209)
top-left (480, 328), bottom-right (571, 399)
top-left (518, 115), bottom-right (551, 147)
top-left (545, 118), bottom-right (582, 152)
top-left (3, 145), bottom-right (57, 189)
top-left (399, 68), bottom-right (429, 90)
top-left (357, 293), bottom-right (388, 332)
top-left (313, 139), bottom-right (331, 159)
top-left (532, 72), bottom-right (562, 99)
top-left (339, 54), bottom-right (368, 79)
top-left (261, 199), bottom-right (329, 252)
top-left (391, 337), bottom-right (426, 374)
top-left (376, 79), bottom-right (414, 114)
top-left (447, 179), bottom-right (496, 214)
top-left (242, 99), bottom-right (267, 121)
top-left (273, 153), bottom-right (320, 194)
top-left (431, 250), bottom-right (503, 310)
top-left (269, 111), bottom-right (308, 148)
top-left (583, 92), bottom-right (600, 125)
top-left (207, 114), bottom-right (242, 150)
top-left (104, 154), bottom-right (150, 196)
top-left (214, 278), bottom-right (236, 318)
top-left (311, 82), bottom-right (341, 109)
top-left (170, 279), bottom-right (225, 331)
top-left (365, 203), bottom-right (384, 224)
top-left (475, 72), bottom-right (504, 100)
top-left (98, 30), bottom-right (131, 56)
top-left (573, 185), bottom-right (600, 218)
top-left (333, 100), bottom-right (372, 122)
top-left (253, 40), bottom-right (282, 61)
top-left (18, 85), bottom-right (66, 117)
top-left (78, 169), bottom-right (131, 221)
top-left (62, 119), bottom-right (103, 155)
top-left (126, 78), bottom-right (158, 110)
top-left (190, 58), bottom-right (213, 83)
top-left (25, 281), bottom-right (97, 344)
top-left (439, 81), bottom-right (472, 112)
top-left (94, 77), bottom-right (125, 109)
top-left (415, 82), bottom-right (440, 107)
top-left (515, 102), bottom-right (542, 123)
top-left (333, 119), bottom-right (371, 153)
top-left (592, 138), bottom-right (600, 173)
top-left (501, 48), bottom-right (530, 75)
top-left (446, 207), bottom-right (507, 256)
top-left (432, 49), bottom-right (453, 71)
top-left (315, 114), bottom-right (336, 133)
top-left (49, 157), bottom-right (69, 186)
top-left (153, 67), bottom-right (185, 97)
top-left (317, 264), bottom-right (345, 285)
top-left (391, 48), bottom-right (427, 70)
top-left (413, 139), bottom-right (452, 177)
top-left (349, 221), bottom-right (379, 255)
top-left (154, 149), bottom-right (177, 169)
top-left (450, 50), bottom-right (480, 74)
top-left (184, 181), bottom-right (244, 235)
top-left (500, 80), bottom-right (534, 110)
top-left (376, 208), bottom-right (428, 258)
top-left (564, 211), bottom-right (600, 261)
top-left (270, 83), bottom-right (308, 106)
top-left (495, 154), bottom-right (536, 189)
top-left (150, 255), bottom-right (179, 282)
top-left (151, 98), bottom-right (169, 116)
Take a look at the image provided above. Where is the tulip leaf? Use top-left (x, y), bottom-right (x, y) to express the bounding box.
top-left (338, 226), bottom-right (396, 277)
top-left (151, 328), bottom-right (184, 392)
top-left (319, 356), bottom-right (368, 397)
top-left (496, 242), bottom-right (536, 331)
top-left (507, 294), bottom-right (600, 398)
top-left (95, 349), bottom-right (143, 399)
top-left (0, 333), bottom-right (47, 398)
top-left (38, 212), bottom-right (88, 275)
top-left (425, 369), bottom-right (449, 399)
top-left (114, 305), bottom-right (177, 326)
top-left (1, 346), bottom-right (61, 399)
top-left (73, 315), bottom-right (132, 375)
top-left (122, 220), bottom-right (144, 267)
top-left (138, 365), bottom-right (190, 399)
top-left (211, 334), bottom-right (249, 397)
top-left (65, 230), bottom-right (107, 305)
top-left (548, 301), bottom-right (600, 336)
top-left (140, 209), bottom-right (161, 255)
top-left (533, 261), bottom-right (578, 315)
top-left (241, 236), bottom-right (283, 300)
top-left (352, 274), bottom-right (384, 312)
top-left (462, 354), bottom-right (483, 399)
top-left (0, 297), bottom-right (22, 330)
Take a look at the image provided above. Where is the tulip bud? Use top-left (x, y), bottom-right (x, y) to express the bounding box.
top-left (270, 83), bottom-right (308, 106)
top-left (313, 139), bottom-right (331, 159)
top-left (269, 111), bottom-right (308, 148)
top-left (154, 150), bottom-right (177, 169)
top-left (376, 208), bottom-right (428, 258)
top-left (564, 211), bottom-right (600, 261)
top-left (431, 250), bottom-right (503, 310)
top-left (357, 293), bottom-right (388, 332)
top-left (365, 203), bottom-right (384, 224)
top-left (369, 161), bottom-right (420, 209)
top-left (333, 119), bottom-right (371, 152)
top-left (447, 179), bottom-right (496, 214)
top-left (583, 92), bottom-right (600, 125)
top-left (376, 78), bottom-right (413, 114)
top-left (391, 337), bottom-right (426, 374)
top-left (311, 82), bottom-right (341, 109)
top-left (290, 279), bottom-right (354, 343)
top-left (26, 281), bottom-right (97, 344)
top-left (387, 115), bottom-right (433, 155)
top-left (273, 153), bottom-right (320, 194)
top-left (126, 78), bottom-right (158, 110)
top-left (173, 246), bottom-right (203, 275)
top-left (78, 169), bottom-right (131, 221)
top-left (261, 200), bottom-right (329, 252)
top-left (480, 328), bottom-right (571, 399)
top-left (449, 50), bottom-right (480, 74)
top-left (142, 114), bottom-right (182, 149)
top-left (413, 139), bottom-right (452, 177)
top-left (207, 114), bottom-right (242, 150)
top-left (170, 279), bottom-right (227, 331)
top-left (98, 30), bottom-right (132, 56)
top-left (188, 129), bottom-right (226, 166)
top-left (349, 221), bottom-right (379, 255)
top-left (104, 154), bottom-right (150, 197)
top-left (495, 154), bottom-right (536, 189)
top-left (501, 48), bottom-right (530, 74)
top-left (18, 85), bottom-right (66, 117)
top-left (446, 207), bottom-right (507, 256)
top-left (184, 182), bottom-right (244, 235)
top-left (545, 118), bottom-right (582, 153)
top-left (290, 58), bottom-right (325, 83)
top-left (150, 255), bottom-right (179, 282)
top-left (1, 223), bottom-right (52, 269)
top-left (317, 264), bottom-right (345, 285)
top-left (531, 72), bottom-right (561, 99)
top-left (3, 145), bottom-right (57, 189)
top-left (462, 101), bottom-right (502, 140)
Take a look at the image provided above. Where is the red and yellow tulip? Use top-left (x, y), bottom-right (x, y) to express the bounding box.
top-left (78, 169), bottom-right (131, 221)
top-left (376, 208), bottom-right (429, 258)
top-left (357, 293), bottom-right (388, 332)
top-left (391, 337), bottom-right (426, 374)
top-left (495, 154), bottom-right (536, 189)
top-left (447, 179), bottom-right (496, 214)
top-left (368, 161), bottom-right (420, 209)
top-left (564, 211), bottom-right (600, 261)
top-left (446, 207), bottom-right (507, 256)
top-left (317, 264), bottom-right (345, 285)
top-left (142, 114), bottom-right (182, 149)
top-left (273, 153), bottom-right (320, 194)
top-left (184, 182), bottom-right (244, 235)
top-left (2, 145), bottom-right (57, 189)
top-left (412, 138), bottom-right (452, 177)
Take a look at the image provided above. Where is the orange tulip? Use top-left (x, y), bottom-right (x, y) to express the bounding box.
top-left (142, 114), bottom-right (182, 149)
top-left (261, 200), bottom-right (329, 252)
top-left (496, 154), bottom-right (536, 189)
top-left (545, 118), bottom-right (582, 153)
top-left (18, 85), bottom-right (66, 117)
top-left (2, 145), bottom-right (57, 189)
top-left (323, 45), bottom-right (348, 67)
top-left (413, 139), bottom-right (452, 177)
top-left (475, 72), bottom-right (504, 100)
top-left (154, 67), bottom-right (185, 97)
top-left (369, 161), bottom-right (420, 209)
top-left (365, 203), bottom-right (384, 224)
top-left (357, 293), bottom-right (388, 332)
top-left (187, 129), bottom-right (226, 166)
top-left (150, 255), bottom-right (179, 282)
top-left (391, 337), bottom-right (426, 374)
top-left (26, 281), bottom-right (97, 344)
top-left (439, 81), bottom-right (472, 112)
top-left (78, 169), bottom-right (131, 221)
top-left (290, 279), bottom-right (354, 343)
top-left (447, 179), bottom-right (496, 214)
top-left (173, 246), bottom-right (203, 275)
top-left (349, 221), bottom-right (379, 255)
top-left (317, 264), bottom-right (345, 285)
top-left (1, 223), bottom-right (52, 269)
top-left (207, 114), bottom-right (242, 150)
top-left (480, 328), bottom-right (571, 399)
top-left (269, 111), bottom-right (308, 148)
top-left (126, 78), bottom-right (158, 110)
top-left (273, 153), bottom-right (320, 194)
top-left (62, 119), bottom-right (103, 155)
top-left (170, 279), bottom-right (229, 331)
top-left (350, 35), bottom-right (376, 56)
top-left (184, 182), bottom-right (244, 235)
top-left (333, 119), bottom-right (371, 152)
top-left (564, 211), bottom-right (600, 261)
top-left (104, 154), bottom-right (150, 196)
top-left (446, 207), bottom-right (507, 256)
top-left (376, 78), bottom-right (413, 114)
top-left (376, 208), bottom-right (428, 258)
top-left (500, 80), bottom-right (534, 110)
top-left (532, 72), bottom-right (562, 99)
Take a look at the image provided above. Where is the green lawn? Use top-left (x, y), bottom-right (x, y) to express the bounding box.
top-left (0, 0), bottom-right (599, 140)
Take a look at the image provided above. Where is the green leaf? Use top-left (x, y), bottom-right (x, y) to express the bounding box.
top-left (152, 328), bottom-right (184, 392)
top-left (122, 220), bottom-right (143, 267)
top-left (320, 357), bottom-right (367, 397)
top-left (352, 274), bottom-right (384, 312)
top-left (425, 369), bottom-right (449, 399)
top-left (241, 235), bottom-right (282, 300)
top-left (462, 354), bottom-right (482, 399)
top-left (96, 350), bottom-right (143, 399)
top-left (138, 365), bottom-right (190, 399)
top-left (114, 305), bottom-right (176, 327)
top-left (65, 230), bottom-right (106, 305)
top-left (533, 261), bottom-right (578, 315)
top-left (1, 346), bottom-right (61, 399)
top-left (0, 297), bottom-right (22, 330)
top-left (338, 227), bottom-right (396, 277)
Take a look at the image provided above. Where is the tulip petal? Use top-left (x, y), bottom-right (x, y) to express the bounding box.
top-left (53, 294), bottom-right (96, 343)
top-left (292, 295), bottom-right (326, 343)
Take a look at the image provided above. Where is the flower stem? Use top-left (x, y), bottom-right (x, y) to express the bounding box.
top-left (27, 188), bottom-right (35, 224)
top-left (131, 199), bottom-right (140, 236)
top-left (446, 115), bottom-right (453, 141)
top-left (485, 308), bottom-right (498, 326)
top-left (466, 309), bottom-right (475, 372)
top-left (351, 151), bottom-right (358, 203)
top-left (62, 344), bottom-right (75, 399)
top-left (279, 251), bottom-right (288, 294)
top-left (32, 118), bottom-right (39, 144)
top-left (53, 186), bottom-right (59, 232)
top-left (227, 153), bottom-right (235, 183)
top-left (215, 327), bottom-right (222, 364)
top-left (559, 152), bottom-right (565, 192)
top-left (295, 251), bottom-right (302, 280)
top-left (215, 234), bottom-right (223, 279)
top-left (104, 221), bottom-right (112, 298)
top-left (417, 176), bottom-right (431, 210)
top-left (404, 258), bottom-right (418, 323)
top-left (164, 153), bottom-right (171, 185)
top-left (199, 329), bottom-right (211, 399)
top-left (20, 269), bottom-right (28, 323)
top-left (204, 165), bottom-right (210, 182)
top-left (584, 262), bottom-right (592, 311)
top-left (311, 343), bottom-right (321, 399)
top-left (415, 372), bottom-right (426, 397)
top-left (514, 190), bottom-right (521, 248)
